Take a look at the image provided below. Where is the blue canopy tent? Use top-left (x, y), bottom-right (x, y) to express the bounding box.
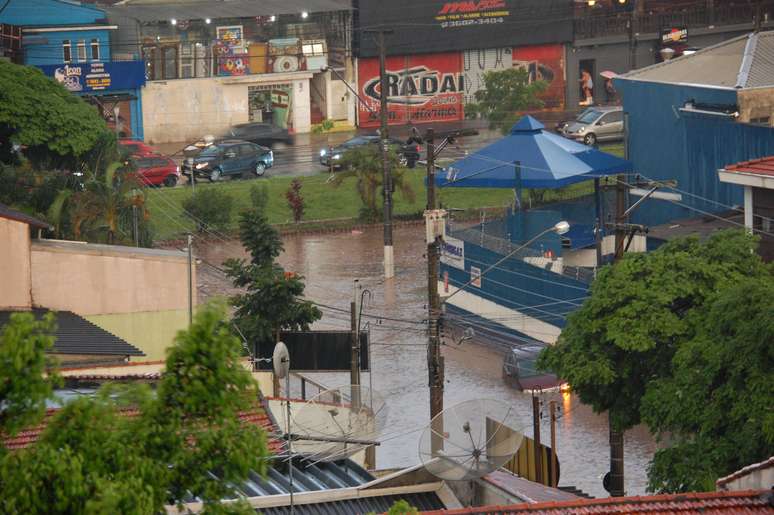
top-left (436, 116), bottom-right (632, 189)
top-left (435, 116), bottom-right (634, 252)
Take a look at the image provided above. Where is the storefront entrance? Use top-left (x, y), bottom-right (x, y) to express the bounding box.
top-left (248, 83), bottom-right (292, 129)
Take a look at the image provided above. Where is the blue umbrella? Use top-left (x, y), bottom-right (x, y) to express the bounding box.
top-left (437, 116), bottom-right (633, 189)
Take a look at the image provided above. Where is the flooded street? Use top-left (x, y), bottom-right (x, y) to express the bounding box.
top-left (198, 224), bottom-right (657, 499)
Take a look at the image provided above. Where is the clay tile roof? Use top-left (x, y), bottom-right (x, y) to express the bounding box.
top-left (420, 489), bottom-right (774, 514)
top-left (3, 404), bottom-right (284, 454)
top-left (723, 157), bottom-right (774, 177)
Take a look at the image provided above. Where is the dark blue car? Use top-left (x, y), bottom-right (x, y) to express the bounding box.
top-left (183, 139), bottom-right (273, 182)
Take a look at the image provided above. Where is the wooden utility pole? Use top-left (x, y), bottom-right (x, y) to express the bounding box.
top-left (549, 400), bottom-right (558, 488)
top-left (532, 395), bottom-right (543, 484)
top-left (426, 129), bottom-right (445, 448)
top-left (377, 30), bottom-right (394, 279)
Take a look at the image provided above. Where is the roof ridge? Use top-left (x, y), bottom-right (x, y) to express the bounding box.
top-left (736, 32), bottom-right (759, 88)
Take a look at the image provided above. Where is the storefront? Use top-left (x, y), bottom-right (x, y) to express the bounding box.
top-left (248, 83), bottom-right (292, 128)
top-left (37, 60), bottom-right (146, 138)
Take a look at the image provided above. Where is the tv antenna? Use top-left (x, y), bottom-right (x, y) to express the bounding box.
top-left (290, 385), bottom-right (388, 464)
top-left (419, 399), bottom-right (523, 481)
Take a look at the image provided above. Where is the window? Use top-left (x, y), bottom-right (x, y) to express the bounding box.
top-left (750, 116), bottom-right (770, 126)
top-left (90, 38), bottom-right (100, 60)
top-left (77, 40), bottom-right (87, 62)
top-left (62, 39), bottom-right (71, 63)
top-left (302, 43), bottom-right (324, 56)
top-left (602, 111), bottom-right (623, 124)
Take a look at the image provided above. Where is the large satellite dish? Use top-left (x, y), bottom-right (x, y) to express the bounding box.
top-left (291, 385), bottom-right (388, 462)
top-left (419, 399), bottom-right (523, 481)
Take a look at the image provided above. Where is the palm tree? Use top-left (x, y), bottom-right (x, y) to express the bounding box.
top-left (331, 146), bottom-right (415, 221)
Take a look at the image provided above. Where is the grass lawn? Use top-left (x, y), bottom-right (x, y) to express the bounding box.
top-left (147, 143), bottom-right (624, 241)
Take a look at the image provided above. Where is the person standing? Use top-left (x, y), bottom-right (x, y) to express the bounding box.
top-left (580, 70), bottom-right (593, 105)
top-left (604, 77), bottom-right (617, 104)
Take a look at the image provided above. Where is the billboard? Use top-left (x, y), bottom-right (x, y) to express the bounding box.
top-left (38, 61), bottom-right (146, 94)
top-left (357, 52), bottom-right (464, 128)
top-left (512, 44), bottom-right (565, 110)
top-left (357, 0), bottom-right (572, 58)
top-left (462, 47), bottom-right (511, 105)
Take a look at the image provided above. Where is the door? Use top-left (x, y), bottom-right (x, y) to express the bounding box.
top-left (237, 144), bottom-right (258, 172)
top-left (147, 157), bottom-right (172, 184)
top-left (220, 146), bottom-right (240, 175)
top-left (596, 111), bottom-right (623, 141)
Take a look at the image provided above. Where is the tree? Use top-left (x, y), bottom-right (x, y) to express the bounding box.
top-left (182, 187), bottom-right (235, 234)
top-left (466, 67), bottom-right (547, 134)
top-left (0, 61), bottom-right (108, 169)
top-left (0, 312), bottom-right (60, 440)
top-left (224, 185), bottom-right (321, 358)
top-left (641, 276), bottom-right (774, 492)
top-left (285, 178), bottom-right (305, 223)
top-left (333, 145), bottom-right (415, 222)
top-left (538, 230), bottom-right (767, 432)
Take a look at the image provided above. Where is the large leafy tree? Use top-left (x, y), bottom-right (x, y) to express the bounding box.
top-left (0, 312), bottom-right (60, 440)
top-left (538, 230), bottom-right (771, 491)
top-left (0, 61), bottom-right (108, 169)
top-left (466, 67), bottom-right (547, 134)
top-left (333, 145), bottom-right (415, 222)
top-left (642, 277), bottom-right (774, 492)
top-left (224, 185), bottom-right (321, 358)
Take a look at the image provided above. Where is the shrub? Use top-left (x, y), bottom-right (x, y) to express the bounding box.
top-left (285, 178), bottom-right (305, 223)
top-left (181, 187), bottom-right (234, 234)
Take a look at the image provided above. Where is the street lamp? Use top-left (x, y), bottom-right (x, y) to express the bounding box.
top-left (442, 220), bottom-right (570, 305)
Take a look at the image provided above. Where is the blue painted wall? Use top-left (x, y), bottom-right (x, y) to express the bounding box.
top-left (615, 78), bottom-right (774, 211)
top-left (24, 29), bottom-right (111, 65)
top-left (0, 0), bottom-right (105, 26)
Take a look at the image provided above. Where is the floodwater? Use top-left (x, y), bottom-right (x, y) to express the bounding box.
top-left (198, 224), bottom-right (657, 499)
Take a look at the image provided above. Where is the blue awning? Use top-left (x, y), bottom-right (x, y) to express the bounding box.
top-left (436, 116), bottom-right (633, 189)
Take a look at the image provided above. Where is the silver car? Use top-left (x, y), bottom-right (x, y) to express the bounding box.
top-left (563, 106), bottom-right (624, 146)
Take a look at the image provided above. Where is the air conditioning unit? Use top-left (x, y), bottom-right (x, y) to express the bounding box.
top-left (272, 55), bottom-right (300, 73)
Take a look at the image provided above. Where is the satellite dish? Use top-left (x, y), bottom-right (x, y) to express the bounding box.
top-left (272, 341), bottom-right (289, 379)
top-left (291, 385), bottom-right (388, 461)
top-left (419, 399), bottom-right (523, 481)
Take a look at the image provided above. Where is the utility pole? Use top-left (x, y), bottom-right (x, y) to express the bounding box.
top-left (532, 395), bottom-right (543, 484)
top-left (132, 204), bottom-right (139, 247)
top-left (628, 0), bottom-right (638, 71)
top-left (350, 280), bottom-right (361, 408)
top-left (187, 234), bottom-right (193, 327)
top-left (549, 400), bottom-right (558, 488)
top-left (425, 129), bottom-right (444, 427)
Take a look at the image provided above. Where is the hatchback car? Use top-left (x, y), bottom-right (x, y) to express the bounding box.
top-left (118, 138), bottom-right (158, 157)
top-left (562, 106), bottom-right (624, 146)
top-left (319, 136), bottom-right (421, 169)
top-left (130, 155), bottom-right (180, 187)
top-left (228, 122), bottom-right (292, 147)
top-left (182, 140), bottom-right (274, 182)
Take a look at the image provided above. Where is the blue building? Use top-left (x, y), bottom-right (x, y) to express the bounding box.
top-left (0, 0), bottom-right (146, 138)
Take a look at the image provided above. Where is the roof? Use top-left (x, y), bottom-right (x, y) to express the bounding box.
top-left (717, 456), bottom-right (774, 489)
top-left (723, 156), bottom-right (774, 177)
top-left (107, 0), bottom-right (351, 23)
top-left (619, 31), bottom-right (774, 89)
top-left (31, 238), bottom-right (187, 260)
top-left (257, 492), bottom-right (444, 514)
top-left (436, 116), bottom-right (633, 190)
top-left (3, 403), bottom-right (284, 453)
top-left (421, 489), bottom-right (774, 514)
top-left (0, 309), bottom-right (145, 356)
top-left (0, 202), bottom-right (51, 230)
top-left (481, 470), bottom-right (580, 504)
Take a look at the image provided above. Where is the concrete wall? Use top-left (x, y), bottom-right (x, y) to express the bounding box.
top-left (141, 71), bottom-right (313, 144)
top-left (0, 217), bottom-right (32, 310)
top-left (738, 87), bottom-right (774, 126)
top-left (30, 240), bottom-right (193, 316)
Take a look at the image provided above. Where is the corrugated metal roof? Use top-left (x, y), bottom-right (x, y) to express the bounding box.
top-left (723, 156), bottom-right (774, 177)
top-left (421, 489), bottom-right (774, 514)
top-left (0, 309), bottom-right (145, 356)
top-left (108, 0), bottom-right (351, 23)
top-left (0, 202), bottom-right (51, 229)
top-left (743, 32), bottom-right (774, 88)
top-left (258, 492), bottom-right (445, 514)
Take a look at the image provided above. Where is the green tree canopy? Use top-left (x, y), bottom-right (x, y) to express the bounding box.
top-left (0, 61), bottom-right (108, 169)
top-left (224, 185), bottom-right (321, 357)
top-left (466, 67), bottom-right (547, 134)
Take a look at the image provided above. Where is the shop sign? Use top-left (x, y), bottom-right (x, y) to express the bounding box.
top-left (662, 27), bottom-right (688, 45)
top-left (470, 266), bottom-right (482, 288)
top-left (512, 44), bottom-right (565, 110)
top-left (441, 236), bottom-right (465, 270)
top-left (38, 61), bottom-right (146, 93)
top-left (357, 52), bottom-right (464, 127)
top-left (216, 25), bottom-right (244, 51)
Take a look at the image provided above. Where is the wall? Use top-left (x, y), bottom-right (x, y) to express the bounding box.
top-left (0, 217), bottom-right (32, 309)
top-left (85, 309), bottom-right (189, 361)
top-left (141, 71), bottom-right (312, 143)
top-left (24, 29), bottom-right (112, 66)
top-left (30, 240), bottom-right (193, 316)
top-left (738, 87), bottom-right (774, 125)
top-left (0, 0), bottom-right (105, 26)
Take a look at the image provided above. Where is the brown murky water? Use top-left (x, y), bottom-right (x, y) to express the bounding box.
top-left (198, 224), bottom-right (657, 498)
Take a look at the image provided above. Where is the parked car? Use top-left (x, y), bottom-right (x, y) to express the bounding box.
top-left (555, 107), bottom-right (595, 135)
top-left (562, 106), bottom-right (624, 146)
top-left (128, 155), bottom-right (180, 187)
top-left (182, 140), bottom-right (273, 182)
top-left (227, 122), bottom-right (292, 147)
top-left (502, 343), bottom-right (563, 392)
top-left (118, 138), bottom-right (158, 157)
top-left (319, 135), bottom-right (421, 169)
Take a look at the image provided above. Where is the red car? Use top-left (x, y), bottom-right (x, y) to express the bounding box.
top-left (119, 138), bottom-right (158, 157)
top-left (130, 155), bottom-right (180, 187)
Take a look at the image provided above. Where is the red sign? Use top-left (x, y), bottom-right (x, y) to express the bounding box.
top-left (511, 44), bottom-right (565, 110)
top-left (357, 53), bottom-right (464, 128)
